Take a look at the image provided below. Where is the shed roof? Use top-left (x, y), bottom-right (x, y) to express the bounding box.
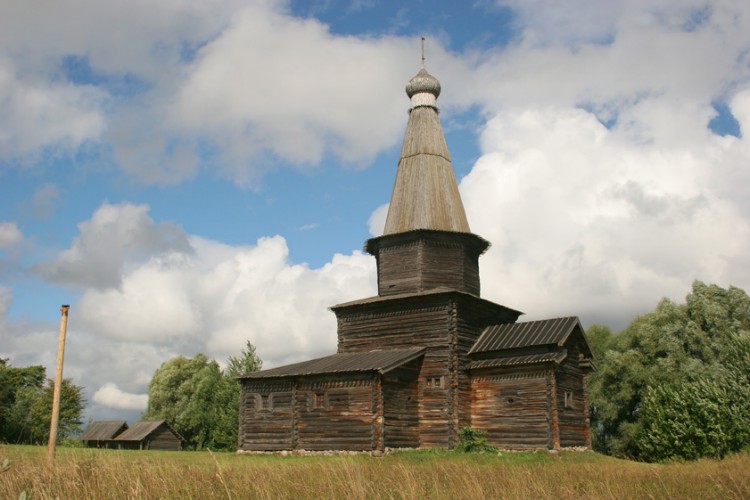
top-left (79, 421), bottom-right (128, 441)
top-left (470, 316), bottom-right (589, 355)
top-left (467, 351), bottom-right (568, 370)
top-left (239, 347), bottom-right (425, 379)
top-left (114, 420), bottom-right (178, 442)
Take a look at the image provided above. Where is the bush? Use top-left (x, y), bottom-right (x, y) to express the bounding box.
top-left (455, 427), bottom-right (498, 453)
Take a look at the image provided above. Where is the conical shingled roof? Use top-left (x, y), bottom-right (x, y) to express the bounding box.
top-left (382, 67), bottom-right (471, 235)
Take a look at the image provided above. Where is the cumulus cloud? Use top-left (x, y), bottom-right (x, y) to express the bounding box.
top-left (0, 57), bottom-right (107, 158)
top-left (463, 99), bottom-right (750, 328)
top-left (36, 203), bottom-right (376, 367)
top-left (35, 203), bottom-right (192, 289)
top-left (92, 383), bottom-right (148, 411)
top-left (0, 0), bottom-right (248, 172)
top-left (168, 4), bottom-right (417, 184)
top-left (0, 222), bottom-right (22, 249)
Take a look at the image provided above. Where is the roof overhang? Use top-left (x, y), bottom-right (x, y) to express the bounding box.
top-left (239, 347), bottom-right (426, 380)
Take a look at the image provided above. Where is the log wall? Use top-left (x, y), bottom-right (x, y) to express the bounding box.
top-left (556, 332), bottom-right (591, 448)
top-left (239, 380), bottom-right (295, 451)
top-left (239, 375), bottom-right (378, 452)
top-left (296, 376), bottom-right (375, 451)
top-left (368, 232), bottom-right (484, 297)
top-left (454, 296), bottom-right (521, 436)
top-left (382, 359), bottom-right (421, 448)
top-left (148, 426), bottom-right (182, 451)
top-left (336, 297), bottom-right (454, 447)
top-left (471, 369), bottom-right (551, 450)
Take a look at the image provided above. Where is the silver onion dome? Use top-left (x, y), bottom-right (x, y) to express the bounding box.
top-left (405, 67), bottom-right (441, 99)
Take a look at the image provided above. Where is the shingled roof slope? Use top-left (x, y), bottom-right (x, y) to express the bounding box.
top-left (79, 421), bottom-right (128, 441)
top-left (470, 317), bottom-right (588, 354)
top-left (114, 420), bottom-right (178, 442)
top-left (239, 347), bottom-right (425, 379)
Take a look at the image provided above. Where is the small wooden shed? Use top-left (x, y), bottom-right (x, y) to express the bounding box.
top-left (79, 421), bottom-right (128, 448)
top-left (114, 420), bottom-right (182, 451)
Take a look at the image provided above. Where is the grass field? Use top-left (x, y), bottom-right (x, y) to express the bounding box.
top-left (1, 445), bottom-right (749, 499)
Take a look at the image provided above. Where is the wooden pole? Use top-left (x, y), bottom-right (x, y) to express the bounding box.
top-left (47, 305), bottom-right (70, 464)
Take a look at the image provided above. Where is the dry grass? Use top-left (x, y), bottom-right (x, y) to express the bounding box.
top-left (1, 445), bottom-right (749, 499)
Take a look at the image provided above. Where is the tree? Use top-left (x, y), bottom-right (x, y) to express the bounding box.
top-left (224, 340), bottom-right (263, 379)
top-left (0, 360), bottom-right (85, 445)
top-left (0, 359), bottom-right (46, 440)
top-left (143, 341), bottom-right (262, 451)
top-left (589, 281), bottom-right (750, 460)
top-left (637, 334), bottom-right (750, 461)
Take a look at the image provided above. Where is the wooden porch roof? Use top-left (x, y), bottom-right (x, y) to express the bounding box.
top-left (470, 316), bottom-right (590, 355)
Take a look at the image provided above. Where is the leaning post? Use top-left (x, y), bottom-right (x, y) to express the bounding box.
top-left (47, 304), bottom-right (70, 464)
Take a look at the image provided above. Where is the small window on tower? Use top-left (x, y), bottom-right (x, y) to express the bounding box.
top-left (425, 376), bottom-right (444, 389)
top-left (564, 391), bottom-right (574, 409)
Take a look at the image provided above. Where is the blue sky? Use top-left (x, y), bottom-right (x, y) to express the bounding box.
top-left (1, 0), bottom-right (749, 422)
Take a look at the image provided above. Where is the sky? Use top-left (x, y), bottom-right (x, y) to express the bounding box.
top-left (1, 0), bottom-right (749, 424)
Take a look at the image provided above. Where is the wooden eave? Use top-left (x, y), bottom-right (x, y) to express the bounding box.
top-left (239, 347), bottom-right (426, 380)
top-left (466, 351), bottom-right (568, 371)
top-left (364, 229), bottom-right (490, 257)
top-left (330, 288), bottom-right (522, 319)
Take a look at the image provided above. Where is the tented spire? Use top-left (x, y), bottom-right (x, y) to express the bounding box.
top-left (382, 66), bottom-right (470, 235)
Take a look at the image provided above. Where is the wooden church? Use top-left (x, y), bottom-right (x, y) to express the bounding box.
top-left (238, 63), bottom-right (594, 453)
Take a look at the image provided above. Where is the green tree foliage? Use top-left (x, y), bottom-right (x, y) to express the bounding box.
top-left (590, 281), bottom-right (750, 461)
top-left (143, 341), bottom-right (262, 451)
top-left (224, 341), bottom-right (263, 379)
top-left (0, 359), bottom-right (85, 444)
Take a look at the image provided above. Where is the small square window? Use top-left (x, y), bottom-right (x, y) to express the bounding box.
top-left (425, 376), bottom-right (444, 389)
top-left (253, 394), bottom-right (273, 412)
top-left (312, 392), bottom-right (325, 409)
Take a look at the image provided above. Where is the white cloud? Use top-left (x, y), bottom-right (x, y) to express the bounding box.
top-left (0, 222), bottom-right (22, 249)
top-left (36, 203), bottom-right (376, 367)
top-left (367, 203), bottom-right (388, 236)
top-left (36, 203), bottom-right (192, 289)
top-left (0, 57), bottom-right (107, 158)
top-left (92, 383), bottom-right (148, 411)
top-left (462, 100), bottom-right (750, 328)
top-left (168, 5), bottom-right (417, 184)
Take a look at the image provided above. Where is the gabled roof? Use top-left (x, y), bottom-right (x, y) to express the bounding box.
top-left (114, 420), bottom-right (179, 442)
top-left (467, 351), bottom-right (568, 370)
top-left (470, 317), bottom-right (590, 355)
top-left (239, 347), bottom-right (425, 380)
top-left (79, 421), bottom-right (128, 441)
